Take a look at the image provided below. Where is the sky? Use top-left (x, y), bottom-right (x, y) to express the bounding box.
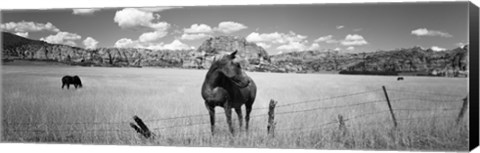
top-left (0, 2), bottom-right (470, 55)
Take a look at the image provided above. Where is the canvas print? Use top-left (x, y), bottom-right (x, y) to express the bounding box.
top-left (0, 1), bottom-right (476, 151)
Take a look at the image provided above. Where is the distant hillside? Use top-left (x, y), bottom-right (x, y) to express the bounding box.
top-left (269, 46), bottom-right (468, 77)
top-left (1, 32), bottom-right (469, 77)
top-left (1, 32), bottom-right (194, 67)
top-left (343, 47), bottom-right (468, 75)
top-left (1, 33), bottom-right (269, 69)
top-left (2, 32), bottom-right (46, 49)
top-left (2, 32), bottom-right (87, 62)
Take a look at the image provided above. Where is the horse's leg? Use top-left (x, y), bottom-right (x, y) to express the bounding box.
top-left (67, 84), bottom-right (70, 89)
top-left (224, 104), bottom-right (234, 135)
top-left (205, 103), bottom-right (215, 135)
top-left (234, 108), bottom-right (243, 130)
top-left (62, 83), bottom-right (65, 89)
top-left (245, 104), bottom-right (252, 131)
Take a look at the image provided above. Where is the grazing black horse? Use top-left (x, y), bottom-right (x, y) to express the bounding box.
top-left (397, 77), bottom-right (404, 81)
top-left (62, 75), bottom-right (83, 89)
top-left (201, 50), bottom-right (257, 135)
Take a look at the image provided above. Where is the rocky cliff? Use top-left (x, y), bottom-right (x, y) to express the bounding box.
top-left (2, 32), bottom-right (270, 69)
top-left (1, 32), bottom-right (469, 77)
top-left (270, 46), bottom-right (469, 77)
top-left (3, 32), bottom-right (87, 62)
top-left (187, 35), bottom-right (270, 70)
top-left (2, 32), bottom-right (193, 67)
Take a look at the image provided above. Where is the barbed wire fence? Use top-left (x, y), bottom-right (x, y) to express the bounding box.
top-left (4, 86), bottom-right (469, 140)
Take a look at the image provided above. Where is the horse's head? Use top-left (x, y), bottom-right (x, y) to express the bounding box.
top-left (212, 50), bottom-right (250, 88)
top-left (73, 75), bottom-right (83, 88)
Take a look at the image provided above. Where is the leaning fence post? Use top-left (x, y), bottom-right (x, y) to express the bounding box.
top-left (130, 115), bottom-right (153, 139)
top-left (267, 99), bottom-right (277, 137)
top-left (382, 86), bottom-right (398, 127)
top-left (456, 94), bottom-right (469, 124)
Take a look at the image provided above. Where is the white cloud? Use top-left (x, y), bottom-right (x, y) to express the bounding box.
top-left (326, 39), bottom-right (339, 44)
top-left (149, 22), bottom-right (170, 31)
top-left (214, 21), bottom-right (247, 33)
top-left (430, 46), bottom-right (446, 51)
top-left (284, 31), bottom-right (307, 43)
top-left (314, 35), bottom-right (332, 42)
top-left (83, 37), bottom-right (99, 49)
top-left (114, 38), bottom-right (139, 48)
top-left (411, 28), bottom-right (452, 37)
top-left (308, 43), bottom-right (320, 50)
top-left (276, 41), bottom-right (320, 51)
top-left (180, 33), bottom-right (211, 40)
top-left (336, 25), bottom-right (345, 29)
top-left (277, 42), bottom-right (307, 51)
top-left (346, 46), bottom-right (355, 51)
top-left (341, 34), bottom-right (368, 46)
top-left (246, 31), bottom-right (306, 44)
top-left (113, 8), bottom-right (170, 31)
top-left (139, 31), bottom-right (168, 42)
top-left (159, 40), bottom-right (192, 50)
top-left (114, 38), bottom-right (193, 51)
top-left (40, 32), bottom-right (82, 46)
top-left (1, 21), bottom-right (60, 33)
top-left (15, 32), bottom-right (29, 38)
top-left (145, 40), bottom-right (193, 50)
top-left (73, 8), bottom-right (100, 15)
top-left (334, 47), bottom-right (341, 51)
top-left (456, 42), bottom-right (468, 48)
top-left (180, 23), bottom-right (214, 41)
top-left (256, 42), bottom-right (271, 49)
top-left (314, 35), bottom-right (338, 43)
top-left (184, 24), bottom-right (213, 33)
top-left (114, 8), bottom-right (154, 28)
top-left (246, 32), bottom-right (284, 43)
top-left (247, 31), bottom-right (310, 52)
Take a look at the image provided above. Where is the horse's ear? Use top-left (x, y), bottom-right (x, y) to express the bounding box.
top-left (230, 50), bottom-right (238, 58)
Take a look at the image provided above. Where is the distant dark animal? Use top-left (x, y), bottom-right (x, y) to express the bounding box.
top-left (201, 50), bottom-right (257, 135)
top-left (397, 77), bottom-right (404, 81)
top-left (62, 75), bottom-right (83, 89)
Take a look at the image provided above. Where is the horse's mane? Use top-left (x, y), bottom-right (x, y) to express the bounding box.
top-left (207, 54), bottom-right (228, 74)
top-left (207, 62), bottom-right (219, 74)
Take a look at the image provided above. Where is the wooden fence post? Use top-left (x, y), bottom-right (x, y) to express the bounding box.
top-left (456, 94), bottom-right (469, 124)
top-left (267, 99), bottom-right (277, 137)
top-left (130, 115), bottom-right (153, 139)
top-left (338, 114), bottom-right (347, 136)
top-left (382, 86), bottom-right (398, 127)
top-left (338, 114), bottom-right (345, 130)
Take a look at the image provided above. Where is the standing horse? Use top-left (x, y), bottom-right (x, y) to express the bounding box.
top-left (201, 50), bottom-right (257, 135)
top-left (62, 75), bottom-right (83, 89)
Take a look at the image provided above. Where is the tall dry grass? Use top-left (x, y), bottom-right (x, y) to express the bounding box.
top-left (1, 64), bottom-right (469, 151)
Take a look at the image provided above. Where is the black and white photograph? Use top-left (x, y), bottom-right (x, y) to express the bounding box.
top-left (0, 0), bottom-right (478, 152)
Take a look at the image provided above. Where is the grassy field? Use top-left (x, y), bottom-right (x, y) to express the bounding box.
top-left (1, 62), bottom-right (469, 151)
